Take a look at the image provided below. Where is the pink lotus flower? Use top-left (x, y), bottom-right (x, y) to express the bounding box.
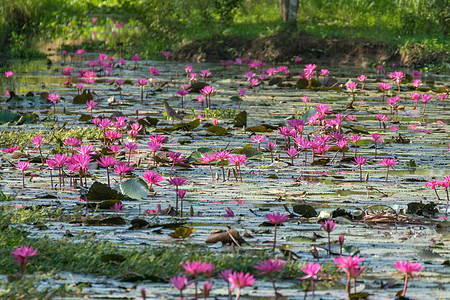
top-left (11, 245), bottom-right (37, 277)
top-left (379, 158), bottom-right (398, 182)
top-left (15, 161), bottom-right (30, 188)
top-left (346, 81), bottom-right (358, 91)
top-left (254, 258), bottom-right (285, 296)
top-left (199, 152), bottom-right (217, 180)
top-left (321, 219), bottom-right (336, 232)
top-left (300, 262), bottom-right (322, 280)
top-left (2, 145), bottom-right (20, 154)
top-left (97, 156), bottom-right (117, 187)
top-left (168, 176), bottom-right (188, 214)
top-left (250, 134), bottom-right (268, 150)
top-left (228, 271), bottom-right (255, 299)
top-left (223, 207), bottom-right (234, 217)
top-left (300, 262), bottom-right (322, 295)
top-left (333, 255), bottom-right (365, 293)
top-left (353, 156), bottom-right (367, 182)
top-left (394, 261), bottom-right (424, 297)
top-left (170, 275), bottom-right (191, 298)
top-left (265, 212), bottom-right (289, 225)
top-left (114, 162), bottom-right (134, 181)
top-left (142, 170), bottom-right (164, 191)
top-left (131, 54), bottom-right (140, 62)
top-left (265, 212), bottom-right (289, 250)
top-left (394, 261), bottom-right (424, 276)
top-left (137, 78), bottom-right (148, 86)
top-left (254, 259), bottom-right (286, 274)
top-left (162, 51), bottom-right (173, 58)
top-left (5, 71), bottom-right (13, 78)
top-left (168, 151), bottom-right (186, 170)
top-left (200, 70), bottom-right (211, 78)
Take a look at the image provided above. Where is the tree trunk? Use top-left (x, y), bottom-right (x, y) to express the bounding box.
top-left (279, 0), bottom-right (298, 31)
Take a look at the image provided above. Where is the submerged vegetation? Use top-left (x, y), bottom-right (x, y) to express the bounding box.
top-left (0, 0), bottom-right (448, 64)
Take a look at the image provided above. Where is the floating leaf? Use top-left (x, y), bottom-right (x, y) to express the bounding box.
top-left (169, 226), bottom-right (196, 239)
top-left (187, 147), bottom-right (215, 163)
top-left (116, 177), bottom-right (149, 200)
top-left (268, 77), bottom-right (283, 85)
top-left (301, 108), bottom-right (318, 123)
top-left (99, 216), bottom-right (126, 226)
top-left (0, 110), bottom-right (20, 124)
top-left (406, 202), bottom-right (438, 215)
top-left (233, 111), bottom-right (247, 127)
top-left (189, 82), bottom-right (208, 93)
top-left (344, 245), bottom-right (361, 256)
top-left (246, 125), bottom-right (272, 133)
top-left (86, 181), bottom-right (130, 202)
top-left (293, 204), bottom-right (317, 218)
top-left (78, 114), bottom-right (91, 122)
top-left (296, 78), bottom-right (322, 89)
top-left (311, 158), bottom-right (330, 166)
top-left (206, 125), bottom-right (228, 136)
top-left (73, 90), bottom-right (93, 104)
top-left (129, 218), bottom-right (150, 230)
top-left (230, 96), bottom-right (241, 102)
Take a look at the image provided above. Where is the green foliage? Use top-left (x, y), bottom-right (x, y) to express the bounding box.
top-left (0, 0), bottom-right (447, 60)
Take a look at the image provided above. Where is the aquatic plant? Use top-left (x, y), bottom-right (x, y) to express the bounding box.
top-left (321, 219), bottom-right (337, 257)
top-left (254, 259), bottom-right (285, 296)
top-left (394, 261), bottom-right (423, 297)
top-left (264, 212), bottom-right (289, 250)
top-left (300, 262), bottom-right (322, 295)
top-left (11, 245), bottom-right (37, 278)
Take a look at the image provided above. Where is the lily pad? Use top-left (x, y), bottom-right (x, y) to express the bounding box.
top-left (406, 202), bottom-right (438, 215)
top-left (293, 204), bottom-right (317, 218)
top-left (233, 111), bottom-right (247, 127)
top-left (206, 125), bottom-right (228, 136)
top-left (86, 181), bottom-right (130, 202)
top-left (99, 216), bottom-right (127, 226)
top-left (246, 125), bottom-right (273, 133)
top-left (0, 110), bottom-right (20, 124)
top-left (187, 147), bottom-right (215, 163)
top-left (189, 82), bottom-right (208, 93)
top-left (73, 90), bottom-right (94, 104)
top-left (115, 177), bottom-right (149, 200)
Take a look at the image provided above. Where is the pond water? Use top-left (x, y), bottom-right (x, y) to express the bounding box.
top-left (0, 54), bottom-right (449, 299)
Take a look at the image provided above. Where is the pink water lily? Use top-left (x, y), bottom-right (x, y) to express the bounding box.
top-left (265, 212), bottom-right (289, 250)
top-left (300, 262), bottom-right (322, 295)
top-left (228, 271), bottom-right (255, 300)
top-left (254, 259), bottom-right (285, 296)
top-left (394, 261), bottom-right (424, 297)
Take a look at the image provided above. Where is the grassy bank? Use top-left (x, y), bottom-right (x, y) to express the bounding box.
top-left (0, 0), bottom-right (448, 63)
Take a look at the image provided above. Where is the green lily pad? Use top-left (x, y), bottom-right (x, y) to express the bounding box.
top-left (301, 108), bottom-right (318, 123)
top-left (86, 181), bottom-right (130, 202)
top-left (293, 204), bottom-right (317, 218)
top-left (99, 216), bottom-right (127, 226)
top-left (206, 125), bottom-right (228, 136)
top-left (116, 177), bottom-right (149, 200)
top-left (230, 96), bottom-right (241, 102)
top-left (187, 147), bottom-right (215, 163)
top-left (73, 90), bottom-right (93, 104)
top-left (233, 111), bottom-right (247, 127)
top-left (189, 82), bottom-right (208, 93)
top-left (0, 110), bottom-right (20, 124)
top-left (246, 125), bottom-right (272, 133)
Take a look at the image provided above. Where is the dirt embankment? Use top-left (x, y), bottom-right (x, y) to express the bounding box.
top-left (175, 30), bottom-right (447, 67)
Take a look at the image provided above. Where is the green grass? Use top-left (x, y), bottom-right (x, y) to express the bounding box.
top-left (0, 0), bottom-right (448, 63)
top-left (0, 204), bottom-right (339, 298)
